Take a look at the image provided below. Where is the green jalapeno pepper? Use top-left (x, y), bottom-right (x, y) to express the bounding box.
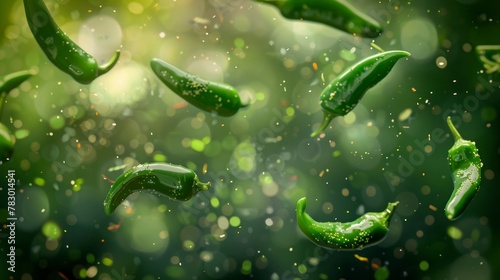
top-left (0, 70), bottom-right (34, 118)
top-left (0, 70), bottom-right (33, 95)
top-left (296, 197), bottom-right (398, 250)
top-left (24, 0), bottom-right (120, 84)
top-left (150, 58), bottom-right (248, 117)
top-left (0, 70), bottom-right (33, 163)
top-left (253, 0), bottom-right (383, 38)
top-left (444, 117), bottom-right (482, 220)
top-left (104, 163), bottom-right (211, 215)
top-left (311, 50), bottom-right (410, 137)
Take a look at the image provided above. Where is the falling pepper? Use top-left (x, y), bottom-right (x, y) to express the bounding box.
top-left (444, 116), bottom-right (482, 220)
top-left (103, 163), bottom-right (211, 215)
top-left (24, 0), bottom-right (120, 84)
top-left (0, 70), bottom-right (33, 162)
top-left (150, 58), bottom-right (248, 117)
top-left (254, 0), bottom-right (383, 38)
top-left (311, 50), bottom-right (410, 137)
top-left (296, 197), bottom-right (399, 250)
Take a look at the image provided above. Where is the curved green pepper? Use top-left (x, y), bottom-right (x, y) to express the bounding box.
top-left (311, 50), bottom-right (410, 137)
top-left (0, 70), bottom-right (33, 163)
top-left (0, 70), bottom-right (33, 95)
top-left (104, 163), bottom-right (211, 215)
top-left (150, 58), bottom-right (248, 117)
top-left (444, 117), bottom-right (482, 220)
top-left (296, 197), bottom-right (398, 250)
top-left (254, 0), bottom-right (383, 38)
top-left (24, 0), bottom-right (120, 84)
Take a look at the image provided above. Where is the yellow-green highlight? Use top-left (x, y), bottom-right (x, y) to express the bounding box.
top-left (298, 264), bottom-right (307, 274)
top-left (210, 197), bottom-right (220, 208)
top-left (102, 257), bottom-right (113, 266)
top-left (34, 177), bottom-right (45, 186)
top-left (447, 226), bottom-right (463, 240)
top-left (72, 178), bottom-right (84, 192)
top-left (190, 139), bottom-right (205, 152)
top-left (153, 153), bottom-right (167, 162)
top-left (229, 216), bottom-right (241, 227)
top-left (42, 221), bottom-right (62, 240)
top-left (49, 115), bottom-right (65, 130)
top-left (241, 259), bottom-right (252, 275)
top-left (419, 260), bottom-right (429, 271)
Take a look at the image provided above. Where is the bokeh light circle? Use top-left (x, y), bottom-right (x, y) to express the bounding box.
top-left (400, 18), bottom-right (438, 60)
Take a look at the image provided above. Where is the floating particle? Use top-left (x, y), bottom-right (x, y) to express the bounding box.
top-left (107, 219), bottom-right (123, 231)
top-left (354, 254), bottom-right (369, 262)
top-left (447, 226), bottom-right (463, 240)
top-left (419, 260), bottom-right (429, 271)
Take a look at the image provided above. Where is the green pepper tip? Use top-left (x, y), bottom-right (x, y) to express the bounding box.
top-left (103, 200), bottom-right (113, 216)
top-left (150, 57), bottom-right (160, 66)
top-left (446, 212), bottom-right (456, 221)
top-left (96, 50), bottom-right (121, 76)
top-left (384, 50), bottom-right (411, 59)
top-left (387, 201), bottom-right (399, 213)
top-left (311, 112), bottom-right (337, 138)
top-left (296, 197), bottom-right (307, 212)
top-left (196, 181), bottom-right (211, 191)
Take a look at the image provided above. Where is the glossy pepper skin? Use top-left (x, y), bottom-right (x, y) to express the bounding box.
top-left (24, 0), bottom-right (120, 84)
top-left (104, 163), bottom-right (211, 215)
top-left (311, 50), bottom-right (410, 137)
top-left (444, 117), bottom-right (482, 220)
top-left (150, 58), bottom-right (247, 117)
top-left (296, 197), bottom-right (398, 250)
top-left (0, 70), bottom-right (33, 163)
top-left (254, 0), bottom-right (383, 38)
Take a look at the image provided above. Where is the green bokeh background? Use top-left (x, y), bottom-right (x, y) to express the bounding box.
top-left (1, 0), bottom-right (499, 279)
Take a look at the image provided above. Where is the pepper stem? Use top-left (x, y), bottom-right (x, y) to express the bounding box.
top-left (446, 116), bottom-right (463, 141)
top-left (310, 112), bottom-right (337, 138)
top-left (296, 197), bottom-right (314, 229)
top-left (101, 174), bottom-right (115, 184)
top-left (370, 42), bottom-right (385, 53)
top-left (379, 201), bottom-right (399, 226)
top-left (385, 201), bottom-right (399, 214)
top-left (96, 50), bottom-right (121, 76)
top-left (195, 180), bottom-right (211, 191)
